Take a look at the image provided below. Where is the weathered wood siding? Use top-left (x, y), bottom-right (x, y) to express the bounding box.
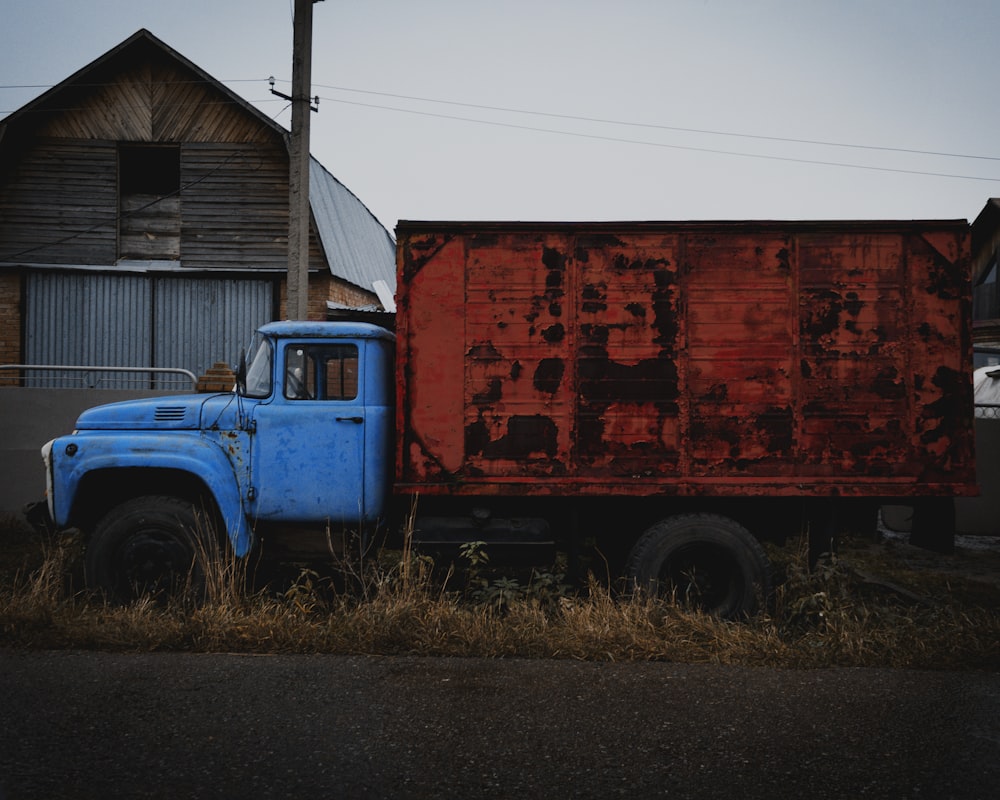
top-left (120, 193), bottom-right (181, 261)
top-left (180, 141), bottom-right (290, 269)
top-left (0, 139), bottom-right (118, 265)
top-left (31, 57), bottom-right (272, 144)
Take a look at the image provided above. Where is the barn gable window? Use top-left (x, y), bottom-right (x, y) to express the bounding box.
top-left (975, 256), bottom-right (998, 322)
top-left (118, 144), bottom-right (181, 262)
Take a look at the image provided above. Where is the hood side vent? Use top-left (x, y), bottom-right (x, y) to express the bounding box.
top-left (154, 406), bottom-right (188, 422)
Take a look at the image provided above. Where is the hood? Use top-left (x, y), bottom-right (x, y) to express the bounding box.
top-left (74, 393), bottom-right (232, 431)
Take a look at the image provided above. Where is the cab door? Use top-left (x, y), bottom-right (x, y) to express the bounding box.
top-left (249, 341), bottom-right (366, 523)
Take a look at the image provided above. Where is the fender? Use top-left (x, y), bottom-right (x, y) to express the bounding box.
top-left (48, 431), bottom-right (255, 556)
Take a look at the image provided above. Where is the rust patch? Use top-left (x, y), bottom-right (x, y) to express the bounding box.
top-left (582, 283), bottom-right (607, 313)
top-left (576, 346), bottom-right (680, 463)
top-left (802, 289), bottom-right (846, 340)
top-left (872, 366), bottom-right (906, 400)
top-left (472, 378), bottom-right (502, 404)
top-left (542, 324), bottom-right (565, 343)
top-left (578, 349), bottom-right (679, 407)
top-left (533, 358), bottom-right (565, 394)
top-left (690, 406), bottom-right (794, 472)
top-left (759, 407), bottom-right (795, 454)
top-left (652, 266), bottom-right (679, 347)
top-left (920, 366), bottom-right (965, 445)
top-left (541, 247), bottom-right (566, 317)
top-left (466, 414), bottom-right (559, 460)
top-left (400, 233), bottom-right (453, 280)
top-left (919, 237), bottom-right (964, 300)
top-left (468, 343), bottom-right (503, 361)
top-left (776, 247), bottom-right (792, 274)
top-left (541, 246), bottom-right (568, 271)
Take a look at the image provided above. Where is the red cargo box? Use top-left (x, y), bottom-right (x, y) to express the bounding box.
top-left (395, 221), bottom-right (976, 499)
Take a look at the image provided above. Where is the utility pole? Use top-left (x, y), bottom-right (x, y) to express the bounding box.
top-left (285, 0), bottom-right (322, 320)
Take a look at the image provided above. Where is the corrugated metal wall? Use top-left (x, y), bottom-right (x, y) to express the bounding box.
top-left (26, 273), bottom-right (151, 387)
top-left (25, 273), bottom-right (274, 388)
top-left (155, 277), bottom-right (274, 379)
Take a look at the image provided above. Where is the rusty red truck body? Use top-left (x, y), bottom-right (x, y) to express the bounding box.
top-left (397, 220), bottom-right (974, 497)
top-left (395, 220), bottom-right (975, 613)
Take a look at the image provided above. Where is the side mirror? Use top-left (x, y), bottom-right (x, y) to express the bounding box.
top-left (235, 348), bottom-right (247, 395)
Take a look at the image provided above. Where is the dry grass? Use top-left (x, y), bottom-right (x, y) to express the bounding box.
top-left (1, 513), bottom-right (998, 669)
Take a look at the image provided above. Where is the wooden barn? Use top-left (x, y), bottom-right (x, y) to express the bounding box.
top-left (0, 29), bottom-right (395, 386)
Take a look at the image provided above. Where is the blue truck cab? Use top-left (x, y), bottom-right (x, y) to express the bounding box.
top-left (41, 321), bottom-right (395, 600)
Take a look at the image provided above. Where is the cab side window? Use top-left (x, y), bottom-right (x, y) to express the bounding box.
top-left (284, 344), bottom-right (359, 401)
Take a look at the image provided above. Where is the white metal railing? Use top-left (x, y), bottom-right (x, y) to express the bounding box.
top-left (977, 404), bottom-right (1000, 420)
top-left (0, 364), bottom-right (198, 390)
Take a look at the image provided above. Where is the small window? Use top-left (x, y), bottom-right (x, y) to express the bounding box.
top-left (119, 146), bottom-right (180, 195)
top-left (979, 260), bottom-right (997, 287)
top-left (284, 344), bottom-right (359, 401)
top-left (118, 144), bottom-right (181, 261)
top-left (974, 256), bottom-right (1000, 322)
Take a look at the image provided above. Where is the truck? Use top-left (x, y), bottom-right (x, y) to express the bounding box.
top-left (38, 219), bottom-right (977, 618)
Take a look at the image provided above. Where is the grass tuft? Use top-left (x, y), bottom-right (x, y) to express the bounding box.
top-left (1, 516), bottom-right (998, 668)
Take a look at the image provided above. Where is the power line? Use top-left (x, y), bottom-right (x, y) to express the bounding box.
top-left (320, 96), bottom-right (1000, 184)
top-left (314, 84), bottom-right (1000, 165)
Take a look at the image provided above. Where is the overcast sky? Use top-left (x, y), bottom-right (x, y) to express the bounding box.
top-left (2, 0), bottom-right (999, 232)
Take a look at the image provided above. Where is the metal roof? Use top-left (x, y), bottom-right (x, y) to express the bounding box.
top-left (259, 320), bottom-right (395, 341)
top-left (310, 158), bottom-right (397, 294)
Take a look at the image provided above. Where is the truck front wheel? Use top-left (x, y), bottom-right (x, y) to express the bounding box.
top-left (625, 514), bottom-right (773, 619)
top-left (85, 496), bottom-right (212, 604)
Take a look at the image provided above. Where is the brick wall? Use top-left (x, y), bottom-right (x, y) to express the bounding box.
top-left (326, 275), bottom-right (379, 309)
top-left (276, 277), bottom-right (328, 320)
top-left (0, 273), bottom-right (22, 385)
top-left (277, 275), bottom-right (381, 320)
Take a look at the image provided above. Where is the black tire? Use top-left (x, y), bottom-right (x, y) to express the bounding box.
top-left (625, 514), bottom-right (773, 619)
top-left (85, 496), bottom-right (212, 605)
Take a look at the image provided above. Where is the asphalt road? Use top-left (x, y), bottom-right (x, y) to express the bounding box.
top-left (1, 650), bottom-right (997, 799)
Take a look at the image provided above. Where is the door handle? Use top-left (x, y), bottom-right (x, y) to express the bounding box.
top-left (336, 416), bottom-right (364, 424)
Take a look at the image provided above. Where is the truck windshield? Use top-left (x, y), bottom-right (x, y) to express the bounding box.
top-left (242, 334), bottom-right (273, 398)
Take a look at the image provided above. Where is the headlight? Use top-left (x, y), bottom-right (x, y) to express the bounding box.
top-left (41, 439), bottom-right (55, 518)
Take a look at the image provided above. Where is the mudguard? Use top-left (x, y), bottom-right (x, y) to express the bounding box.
top-left (47, 431), bottom-right (254, 556)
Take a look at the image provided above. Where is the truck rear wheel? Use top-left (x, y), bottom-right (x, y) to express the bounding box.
top-left (85, 496), bottom-right (212, 605)
top-left (625, 514), bottom-right (773, 619)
